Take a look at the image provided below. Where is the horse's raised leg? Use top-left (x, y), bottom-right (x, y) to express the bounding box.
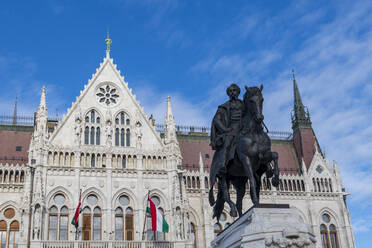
top-left (238, 154), bottom-right (259, 206)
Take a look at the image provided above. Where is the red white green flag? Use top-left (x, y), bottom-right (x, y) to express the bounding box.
top-left (146, 197), bottom-right (169, 233)
top-left (71, 190), bottom-right (82, 228)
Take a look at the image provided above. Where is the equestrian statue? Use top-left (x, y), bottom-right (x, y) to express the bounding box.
top-left (209, 84), bottom-right (280, 221)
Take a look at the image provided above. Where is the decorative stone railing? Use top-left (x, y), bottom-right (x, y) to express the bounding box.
top-left (40, 241), bottom-right (176, 248)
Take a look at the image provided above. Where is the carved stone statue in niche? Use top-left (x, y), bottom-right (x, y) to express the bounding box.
top-left (74, 110), bottom-right (82, 146)
top-left (33, 206), bottom-right (41, 240)
top-left (135, 121), bottom-right (143, 148)
top-left (175, 207), bottom-right (182, 239)
top-left (105, 110), bottom-right (113, 146)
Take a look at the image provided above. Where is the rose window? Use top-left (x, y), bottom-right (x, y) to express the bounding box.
top-left (96, 85), bottom-right (119, 106)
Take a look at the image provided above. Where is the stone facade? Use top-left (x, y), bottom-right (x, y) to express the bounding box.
top-left (0, 49), bottom-right (355, 248)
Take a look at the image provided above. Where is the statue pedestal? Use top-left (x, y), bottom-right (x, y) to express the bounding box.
top-left (211, 204), bottom-right (316, 248)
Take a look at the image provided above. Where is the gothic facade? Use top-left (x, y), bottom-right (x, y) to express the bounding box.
top-left (0, 44), bottom-right (355, 248)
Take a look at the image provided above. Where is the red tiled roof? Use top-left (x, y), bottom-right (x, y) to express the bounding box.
top-left (0, 130), bottom-right (32, 164)
top-left (293, 128), bottom-right (319, 169)
top-left (178, 136), bottom-right (301, 175)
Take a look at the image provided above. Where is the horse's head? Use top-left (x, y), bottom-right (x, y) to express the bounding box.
top-left (244, 85), bottom-right (264, 123)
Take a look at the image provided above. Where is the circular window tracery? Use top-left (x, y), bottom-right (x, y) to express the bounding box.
top-left (54, 194), bottom-right (66, 205)
top-left (4, 208), bottom-right (15, 219)
top-left (119, 195), bottom-right (130, 206)
top-left (87, 195), bottom-right (98, 205)
top-left (96, 84), bottom-right (119, 106)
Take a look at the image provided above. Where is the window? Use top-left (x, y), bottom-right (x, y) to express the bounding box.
top-left (126, 129), bottom-right (130, 147)
top-left (121, 156), bottom-right (126, 169)
top-left (84, 127), bottom-right (89, 145)
top-left (114, 112), bottom-right (131, 147)
top-left (115, 128), bottom-right (119, 146)
top-left (0, 220), bottom-right (7, 248)
top-left (91, 154), bottom-right (95, 168)
top-left (48, 206), bottom-right (58, 240)
top-left (188, 222), bottom-right (197, 248)
top-left (93, 207), bottom-right (101, 240)
top-left (205, 154), bottom-right (209, 158)
top-left (120, 129), bottom-right (125, 146)
top-left (96, 127), bottom-right (100, 145)
top-left (82, 194), bottom-right (101, 241)
top-left (8, 221), bottom-right (19, 248)
top-left (320, 214), bottom-right (339, 248)
top-left (115, 196), bottom-right (133, 240)
top-left (48, 194), bottom-right (69, 241)
top-left (90, 127), bottom-right (95, 145)
top-left (85, 110), bottom-right (101, 145)
top-left (59, 207), bottom-right (68, 240)
top-left (15, 146), bottom-right (21, 152)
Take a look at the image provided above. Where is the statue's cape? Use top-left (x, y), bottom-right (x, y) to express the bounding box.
top-left (209, 102), bottom-right (230, 191)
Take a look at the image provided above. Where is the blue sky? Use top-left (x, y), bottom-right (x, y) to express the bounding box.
top-left (1, 0), bottom-right (372, 246)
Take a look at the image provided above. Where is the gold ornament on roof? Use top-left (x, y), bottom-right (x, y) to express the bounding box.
top-left (105, 31), bottom-right (112, 55)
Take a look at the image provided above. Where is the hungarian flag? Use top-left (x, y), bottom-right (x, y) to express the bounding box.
top-left (71, 190), bottom-right (82, 228)
top-left (146, 197), bottom-right (169, 233)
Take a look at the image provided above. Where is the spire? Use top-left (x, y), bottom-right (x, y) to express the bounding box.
top-left (12, 95), bottom-right (17, 125)
top-left (199, 152), bottom-right (204, 174)
top-left (105, 30), bottom-right (112, 58)
top-left (39, 87), bottom-right (46, 111)
top-left (291, 70), bottom-right (311, 129)
top-left (164, 96), bottom-right (178, 145)
top-left (166, 96), bottom-right (174, 121)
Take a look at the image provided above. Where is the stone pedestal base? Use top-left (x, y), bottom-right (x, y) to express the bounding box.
top-left (211, 204), bottom-right (316, 248)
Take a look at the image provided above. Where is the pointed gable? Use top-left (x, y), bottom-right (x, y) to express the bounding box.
top-left (49, 56), bottom-right (163, 149)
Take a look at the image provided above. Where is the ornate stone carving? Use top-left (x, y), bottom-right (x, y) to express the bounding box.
top-left (96, 84), bottom-right (119, 106)
top-left (105, 109), bottom-right (113, 146)
top-left (135, 121), bottom-right (143, 149)
top-left (74, 106), bottom-right (82, 146)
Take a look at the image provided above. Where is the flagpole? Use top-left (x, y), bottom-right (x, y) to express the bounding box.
top-left (75, 189), bottom-right (82, 241)
top-left (142, 190), bottom-right (151, 240)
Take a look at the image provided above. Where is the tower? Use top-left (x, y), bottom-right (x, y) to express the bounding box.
top-left (291, 71), bottom-right (321, 170)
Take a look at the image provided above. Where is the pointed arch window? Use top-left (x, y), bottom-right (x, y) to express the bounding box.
top-left (90, 127), bottom-right (95, 145)
top-left (59, 207), bottom-right (68, 240)
top-left (120, 129), bottom-right (125, 147)
top-left (91, 111), bottom-right (95, 124)
top-left (84, 127), bottom-right (89, 145)
top-left (48, 206), bottom-right (58, 240)
top-left (91, 154), bottom-right (95, 168)
top-left (115, 207), bottom-right (124, 240)
top-left (320, 214), bottom-right (339, 248)
top-left (121, 155), bottom-right (126, 169)
top-left (96, 127), bottom-right (100, 145)
top-left (0, 220), bottom-right (7, 248)
top-left (115, 128), bottom-right (119, 146)
top-left (125, 208), bottom-right (134, 240)
top-left (8, 221), bottom-right (19, 248)
top-left (120, 113), bottom-right (125, 125)
top-left (93, 207), bottom-right (101, 240)
top-left (188, 222), bottom-right (197, 248)
top-left (48, 194), bottom-right (69, 241)
top-left (126, 129), bottom-right (130, 147)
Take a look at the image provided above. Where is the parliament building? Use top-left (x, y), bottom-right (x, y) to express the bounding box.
top-left (0, 39), bottom-right (355, 248)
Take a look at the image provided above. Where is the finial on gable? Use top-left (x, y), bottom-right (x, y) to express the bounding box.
top-left (105, 29), bottom-right (112, 58)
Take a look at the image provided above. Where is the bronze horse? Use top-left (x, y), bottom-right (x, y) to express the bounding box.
top-left (209, 85), bottom-right (280, 220)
